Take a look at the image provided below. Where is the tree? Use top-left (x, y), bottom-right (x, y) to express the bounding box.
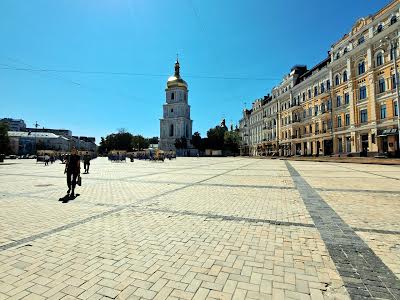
top-left (191, 132), bottom-right (202, 150)
top-left (224, 130), bottom-right (241, 154)
top-left (206, 126), bottom-right (226, 149)
top-left (132, 135), bottom-right (149, 150)
top-left (98, 131), bottom-right (134, 154)
top-left (147, 137), bottom-right (159, 144)
top-left (0, 122), bottom-right (10, 154)
top-left (174, 137), bottom-right (187, 149)
top-left (36, 140), bottom-right (46, 151)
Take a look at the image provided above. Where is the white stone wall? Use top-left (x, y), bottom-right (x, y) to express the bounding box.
top-left (160, 85), bottom-right (192, 151)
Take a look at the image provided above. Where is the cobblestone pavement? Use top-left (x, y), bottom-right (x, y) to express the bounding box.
top-left (0, 157), bottom-right (399, 300)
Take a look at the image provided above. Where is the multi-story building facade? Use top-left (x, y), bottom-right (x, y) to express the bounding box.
top-left (0, 118), bottom-right (26, 131)
top-left (239, 0), bottom-right (400, 157)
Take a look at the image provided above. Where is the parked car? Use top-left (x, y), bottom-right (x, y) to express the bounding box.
top-left (9, 155), bottom-right (17, 159)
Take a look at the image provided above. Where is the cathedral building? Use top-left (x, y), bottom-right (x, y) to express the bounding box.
top-left (159, 59), bottom-right (194, 154)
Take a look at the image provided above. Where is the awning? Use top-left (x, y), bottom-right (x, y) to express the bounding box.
top-left (378, 128), bottom-right (398, 136)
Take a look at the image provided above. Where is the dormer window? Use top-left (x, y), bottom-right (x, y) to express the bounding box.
top-left (391, 16), bottom-right (397, 25)
top-left (377, 24), bottom-right (383, 33)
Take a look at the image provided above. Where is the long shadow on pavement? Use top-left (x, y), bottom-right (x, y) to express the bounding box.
top-left (58, 194), bottom-right (80, 204)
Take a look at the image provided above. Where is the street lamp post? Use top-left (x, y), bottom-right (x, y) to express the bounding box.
top-left (34, 121), bottom-right (39, 157)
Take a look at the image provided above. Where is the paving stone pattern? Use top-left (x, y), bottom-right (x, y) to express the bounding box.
top-left (0, 157), bottom-right (399, 299)
top-left (286, 161), bottom-right (400, 299)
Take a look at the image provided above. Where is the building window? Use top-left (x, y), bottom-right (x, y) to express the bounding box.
top-left (169, 124), bottom-right (174, 136)
top-left (338, 138), bottom-right (343, 153)
top-left (344, 92), bottom-right (350, 105)
top-left (360, 109), bottom-right (368, 123)
top-left (308, 89), bottom-right (311, 99)
top-left (171, 92), bottom-right (174, 100)
top-left (171, 108), bottom-right (173, 112)
top-left (336, 95), bottom-right (341, 107)
top-left (321, 83), bottom-right (325, 93)
top-left (394, 101), bottom-right (398, 116)
top-left (308, 107), bottom-right (312, 116)
top-left (376, 52), bottom-right (383, 66)
top-left (343, 71), bottom-right (348, 82)
top-left (314, 86), bottom-right (318, 97)
top-left (302, 92), bottom-right (306, 102)
top-left (358, 36), bottom-right (365, 45)
top-left (314, 105), bottom-right (318, 116)
top-left (321, 103), bottom-right (325, 112)
top-left (380, 104), bottom-right (387, 119)
top-left (335, 75), bottom-right (340, 86)
top-left (358, 61), bottom-right (365, 75)
top-left (327, 99), bottom-right (332, 110)
top-left (359, 86), bottom-right (367, 100)
top-left (390, 48), bottom-right (396, 61)
top-left (377, 24), bottom-right (383, 33)
top-left (337, 116), bottom-right (342, 128)
top-left (344, 47), bottom-right (348, 54)
top-left (345, 114), bottom-right (350, 126)
top-left (303, 110), bottom-right (306, 118)
top-left (327, 80), bottom-right (331, 90)
top-left (391, 16), bottom-right (397, 25)
top-left (378, 78), bottom-right (386, 93)
top-left (393, 74), bottom-right (397, 89)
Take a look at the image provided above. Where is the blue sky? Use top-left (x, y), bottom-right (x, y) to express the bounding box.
top-left (0, 0), bottom-right (391, 142)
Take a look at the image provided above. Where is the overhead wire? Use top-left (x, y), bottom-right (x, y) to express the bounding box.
top-left (0, 65), bottom-right (279, 81)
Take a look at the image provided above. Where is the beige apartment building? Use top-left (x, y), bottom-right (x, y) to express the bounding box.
top-left (239, 0), bottom-right (400, 157)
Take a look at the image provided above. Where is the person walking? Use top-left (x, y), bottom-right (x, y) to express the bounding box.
top-left (44, 154), bottom-right (50, 166)
top-left (64, 147), bottom-right (80, 197)
top-left (83, 151), bottom-right (91, 174)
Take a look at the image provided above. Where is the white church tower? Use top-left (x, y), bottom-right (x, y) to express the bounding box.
top-left (159, 58), bottom-right (193, 152)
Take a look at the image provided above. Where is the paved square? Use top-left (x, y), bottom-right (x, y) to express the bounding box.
top-left (0, 157), bottom-right (399, 299)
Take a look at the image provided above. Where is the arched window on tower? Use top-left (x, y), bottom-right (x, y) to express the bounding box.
top-left (171, 92), bottom-right (174, 100)
top-left (169, 124), bottom-right (174, 137)
top-left (343, 71), bottom-right (348, 82)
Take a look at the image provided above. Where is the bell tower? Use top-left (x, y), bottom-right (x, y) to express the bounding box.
top-left (159, 58), bottom-right (193, 152)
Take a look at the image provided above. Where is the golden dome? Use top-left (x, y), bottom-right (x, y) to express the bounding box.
top-left (166, 59), bottom-right (188, 90)
top-left (167, 75), bottom-right (188, 89)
